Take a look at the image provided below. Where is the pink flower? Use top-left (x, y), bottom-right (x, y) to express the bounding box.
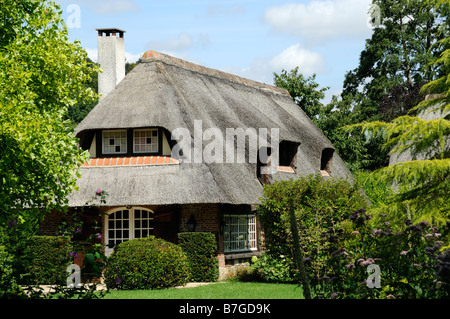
top-left (96, 189), bottom-right (102, 195)
top-left (345, 263), bottom-right (355, 269)
top-left (400, 250), bottom-right (408, 255)
top-left (360, 258), bottom-right (374, 266)
top-left (96, 233), bottom-right (102, 239)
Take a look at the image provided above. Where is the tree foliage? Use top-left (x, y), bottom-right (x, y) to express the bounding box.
top-left (347, 0), bottom-right (450, 225)
top-left (343, 0), bottom-right (447, 121)
top-left (273, 67), bottom-right (328, 120)
top-left (0, 0), bottom-right (99, 226)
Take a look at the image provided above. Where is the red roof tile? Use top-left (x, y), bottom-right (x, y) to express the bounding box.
top-left (82, 156), bottom-right (179, 168)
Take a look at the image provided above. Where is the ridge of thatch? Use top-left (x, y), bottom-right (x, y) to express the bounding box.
top-left (140, 50), bottom-right (289, 96)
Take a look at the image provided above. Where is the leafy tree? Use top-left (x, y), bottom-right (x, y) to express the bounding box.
top-left (273, 67), bottom-right (328, 121)
top-left (343, 0), bottom-right (447, 121)
top-left (0, 1), bottom-right (98, 229)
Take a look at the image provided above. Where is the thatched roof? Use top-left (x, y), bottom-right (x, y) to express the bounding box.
top-left (69, 51), bottom-right (353, 207)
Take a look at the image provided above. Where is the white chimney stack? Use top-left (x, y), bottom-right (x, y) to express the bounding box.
top-left (96, 28), bottom-right (126, 99)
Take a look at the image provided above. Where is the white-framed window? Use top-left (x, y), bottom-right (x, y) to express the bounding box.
top-left (102, 130), bottom-right (127, 154)
top-left (223, 214), bottom-right (257, 253)
top-left (134, 128), bottom-right (158, 153)
top-left (104, 207), bottom-right (154, 255)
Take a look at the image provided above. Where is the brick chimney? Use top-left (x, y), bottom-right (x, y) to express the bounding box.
top-left (96, 28), bottom-right (126, 99)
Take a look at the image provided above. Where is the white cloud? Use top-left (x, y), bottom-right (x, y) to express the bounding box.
top-left (146, 33), bottom-right (211, 57)
top-left (225, 44), bottom-right (326, 84)
top-left (270, 44), bottom-right (326, 75)
top-left (86, 48), bottom-right (98, 62)
top-left (264, 0), bottom-right (372, 44)
top-left (125, 51), bottom-right (142, 64)
top-left (147, 33), bottom-right (194, 52)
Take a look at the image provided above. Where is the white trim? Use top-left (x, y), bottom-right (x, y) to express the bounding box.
top-left (104, 207), bottom-right (154, 256)
top-left (223, 214), bottom-right (257, 253)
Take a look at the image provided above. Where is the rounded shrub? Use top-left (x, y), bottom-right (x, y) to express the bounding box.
top-left (104, 236), bottom-right (190, 290)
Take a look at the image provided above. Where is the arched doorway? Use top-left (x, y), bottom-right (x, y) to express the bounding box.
top-left (104, 207), bottom-right (154, 256)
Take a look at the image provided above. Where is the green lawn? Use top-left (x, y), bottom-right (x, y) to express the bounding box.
top-left (103, 282), bottom-right (305, 299)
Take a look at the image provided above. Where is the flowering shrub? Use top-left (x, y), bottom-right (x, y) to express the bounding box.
top-left (317, 209), bottom-right (450, 299)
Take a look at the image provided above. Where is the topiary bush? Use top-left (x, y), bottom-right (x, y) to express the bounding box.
top-left (178, 232), bottom-right (219, 282)
top-left (104, 236), bottom-right (190, 290)
top-left (22, 236), bottom-right (72, 285)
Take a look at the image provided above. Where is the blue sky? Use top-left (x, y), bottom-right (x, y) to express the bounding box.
top-left (56, 0), bottom-right (374, 104)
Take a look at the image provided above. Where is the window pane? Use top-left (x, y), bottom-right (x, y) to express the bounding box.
top-left (134, 129), bottom-right (158, 153)
top-left (223, 214), bottom-right (257, 253)
top-left (103, 131), bottom-right (127, 154)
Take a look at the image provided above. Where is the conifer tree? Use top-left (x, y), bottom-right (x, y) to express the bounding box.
top-left (348, 0), bottom-right (449, 224)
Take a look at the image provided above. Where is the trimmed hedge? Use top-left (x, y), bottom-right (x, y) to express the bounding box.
top-left (23, 236), bottom-right (72, 285)
top-left (104, 236), bottom-right (190, 290)
top-left (178, 232), bottom-right (219, 282)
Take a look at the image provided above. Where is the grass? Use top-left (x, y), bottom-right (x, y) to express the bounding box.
top-left (103, 282), bottom-right (305, 299)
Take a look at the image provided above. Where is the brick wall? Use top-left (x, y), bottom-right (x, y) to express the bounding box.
top-left (40, 203), bottom-right (262, 276)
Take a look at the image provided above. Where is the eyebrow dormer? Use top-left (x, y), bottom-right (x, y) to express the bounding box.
top-left (278, 140), bottom-right (300, 171)
top-left (320, 148), bottom-right (334, 176)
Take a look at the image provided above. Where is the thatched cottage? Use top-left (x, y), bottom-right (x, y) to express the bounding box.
top-left (42, 28), bottom-right (354, 272)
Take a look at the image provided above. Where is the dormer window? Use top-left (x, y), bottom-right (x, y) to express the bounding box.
top-left (102, 130), bottom-right (127, 154)
top-left (278, 141), bottom-right (300, 170)
top-left (134, 129), bottom-right (158, 153)
top-left (320, 148), bottom-right (334, 176)
top-left (95, 127), bottom-right (171, 157)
